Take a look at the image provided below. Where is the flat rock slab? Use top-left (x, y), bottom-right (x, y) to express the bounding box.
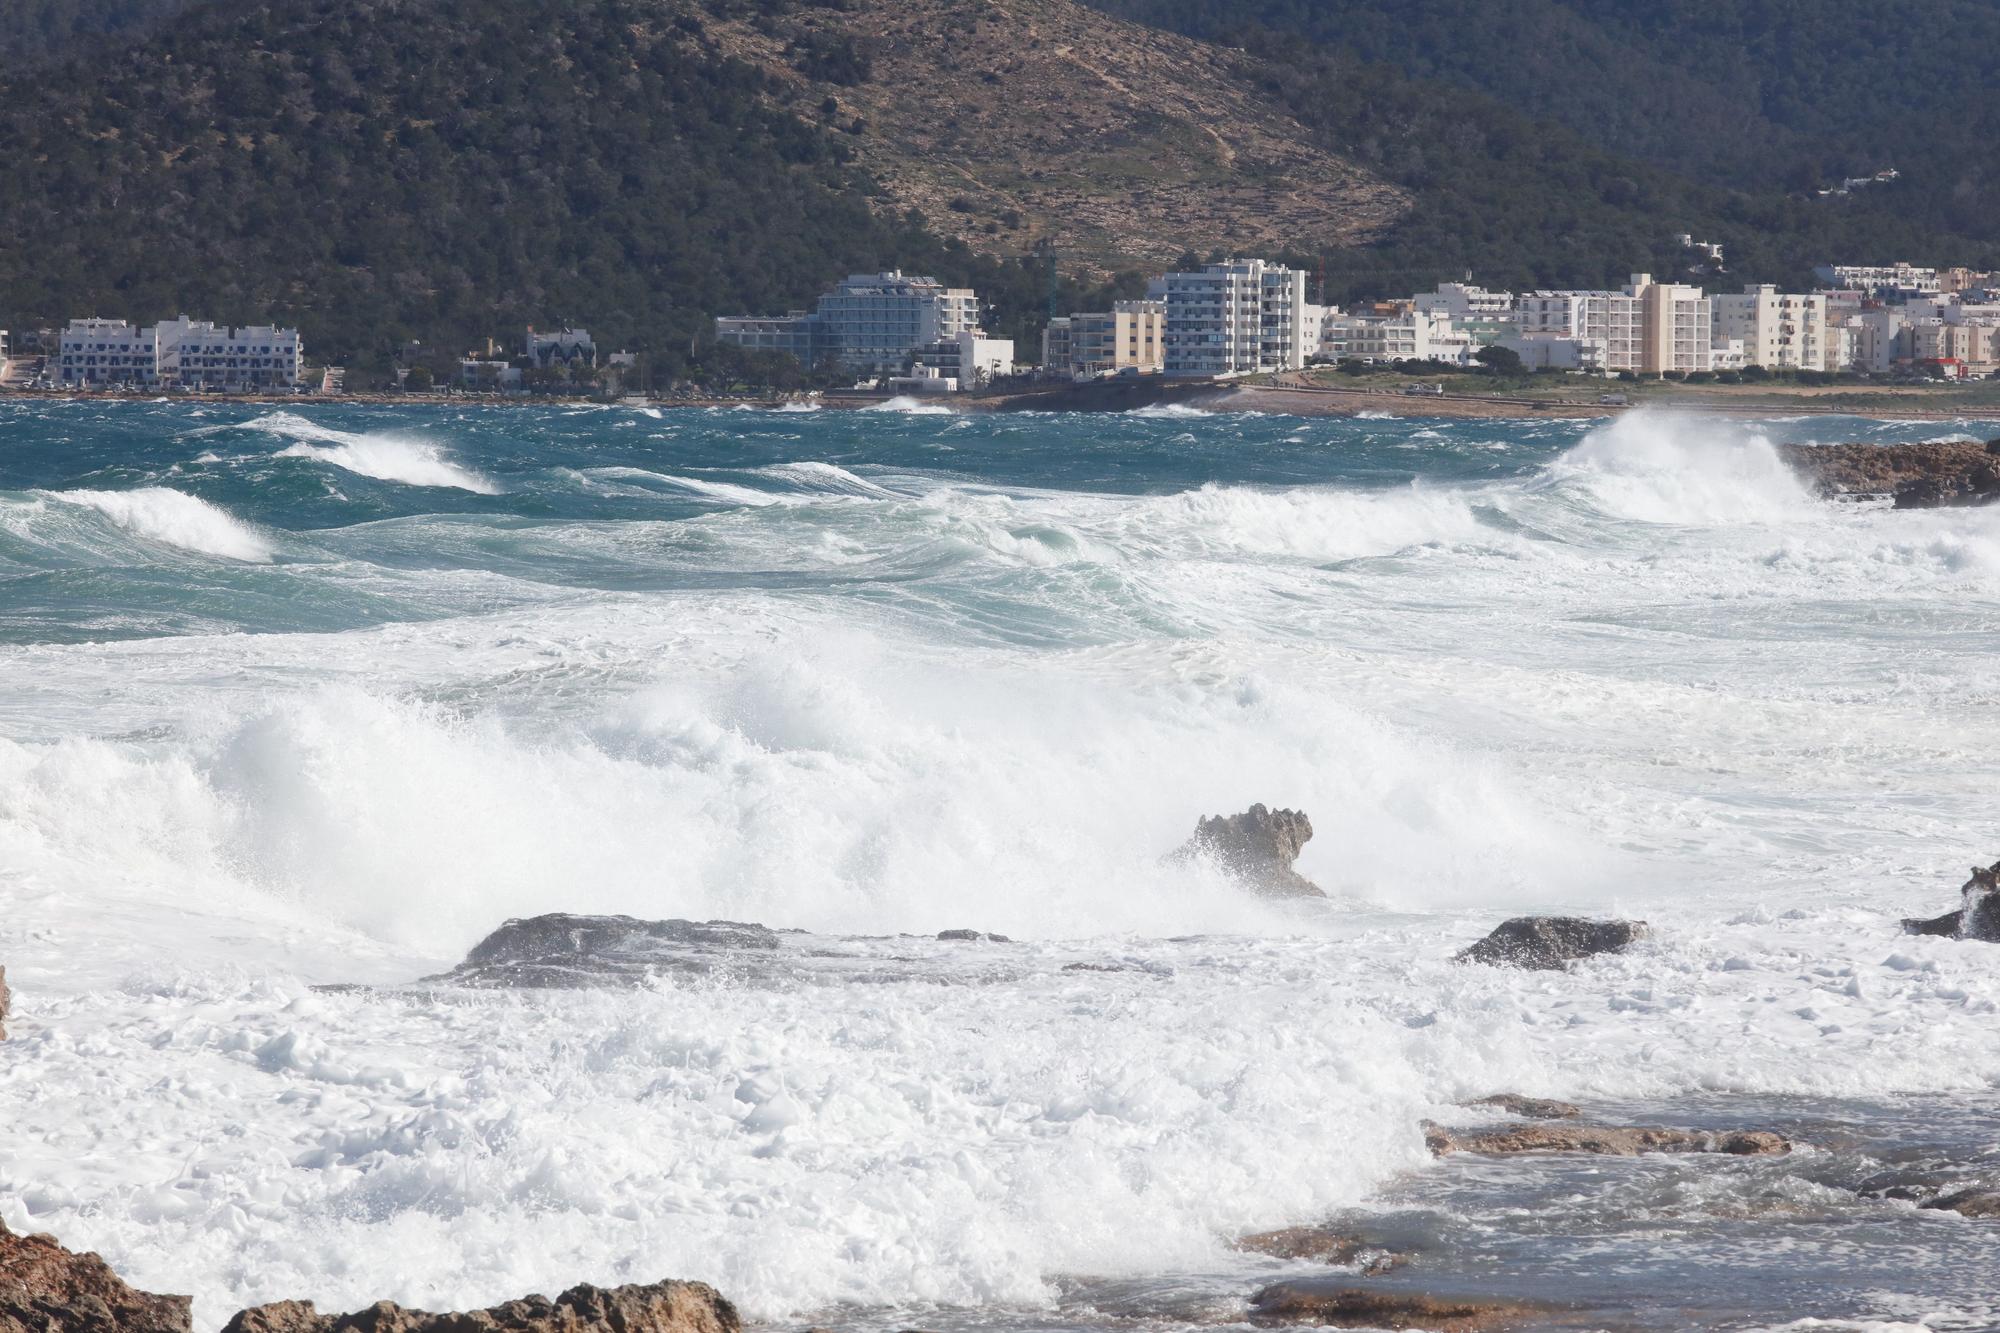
top-left (1426, 1121), bottom-right (1790, 1157)
top-left (223, 1283), bottom-right (737, 1333)
top-left (1249, 1282), bottom-right (1554, 1331)
top-left (1454, 917), bottom-right (1648, 970)
top-left (1235, 1227), bottom-right (1405, 1274)
top-left (1463, 1094), bottom-right (1581, 1120)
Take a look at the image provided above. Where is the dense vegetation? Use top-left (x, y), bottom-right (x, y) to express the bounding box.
top-left (1092, 0), bottom-right (2000, 277)
top-left (0, 0), bottom-right (1135, 377)
top-left (0, 0), bottom-right (186, 69)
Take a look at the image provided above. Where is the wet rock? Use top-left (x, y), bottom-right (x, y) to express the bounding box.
top-left (1781, 440), bottom-right (2000, 508)
top-left (432, 913), bottom-right (780, 988)
top-left (1900, 859), bottom-right (2000, 943)
top-left (221, 1282), bottom-right (738, 1333)
top-left (936, 929), bottom-right (1011, 943)
top-left (1921, 1187), bottom-right (2000, 1218)
top-left (1453, 916), bottom-right (1647, 970)
top-left (1235, 1227), bottom-right (1406, 1275)
top-left (0, 1217), bottom-right (192, 1333)
top-left (1175, 804), bottom-right (1324, 898)
top-left (1249, 1282), bottom-right (1544, 1330)
top-left (0, 964), bottom-right (9, 1041)
top-left (1425, 1121), bottom-right (1790, 1157)
top-left (1463, 1094), bottom-right (1581, 1120)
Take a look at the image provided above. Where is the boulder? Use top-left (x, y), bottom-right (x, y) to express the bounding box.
top-left (1781, 440), bottom-right (2000, 508)
top-left (1176, 804), bottom-right (1325, 898)
top-left (430, 913), bottom-right (780, 988)
top-left (0, 1217), bottom-right (192, 1333)
top-left (1425, 1121), bottom-right (1789, 1158)
top-left (221, 1283), bottom-right (738, 1333)
top-left (936, 930), bottom-right (1011, 943)
top-left (1921, 1187), bottom-right (2000, 1219)
top-left (1234, 1227), bottom-right (1405, 1275)
top-left (1453, 917), bottom-right (1647, 970)
top-left (1249, 1282), bottom-right (1545, 1331)
top-left (1463, 1094), bottom-right (1580, 1120)
top-left (1900, 859), bottom-right (2000, 943)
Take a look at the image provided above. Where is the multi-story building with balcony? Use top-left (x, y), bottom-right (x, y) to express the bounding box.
top-left (1711, 286), bottom-right (1832, 372)
top-left (57, 317), bottom-right (303, 390)
top-left (1511, 276), bottom-right (1711, 375)
top-left (716, 271), bottom-right (985, 379)
top-left (1162, 259), bottom-right (1308, 378)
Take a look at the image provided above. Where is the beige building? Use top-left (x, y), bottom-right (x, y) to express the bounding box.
top-left (1511, 275), bottom-right (1711, 375)
top-left (1711, 286), bottom-right (1832, 372)
top-left (1907, 319), bottom-right (2000, 375)
top-left (1044, 300), bottom-right (1165, 377)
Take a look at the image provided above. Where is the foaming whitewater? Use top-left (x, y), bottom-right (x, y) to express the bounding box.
top-left (242, 411), bottom-right (500, 493)
top-left (3, 400), bottom-right (2000, 1332)
top-left (42, 487), bottom-right (275, 562)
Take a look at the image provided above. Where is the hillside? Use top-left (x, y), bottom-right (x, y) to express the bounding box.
top-left (0, 0), bottom-right (186, 69)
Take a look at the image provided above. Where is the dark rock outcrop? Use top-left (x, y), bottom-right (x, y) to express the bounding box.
top-left (1453, 917), bottom-right (1647, 970)
top-left (1901, 860), bottom-right (2000, 943)
top-left (221, 1283), bottom-right (737, 1333)
top-left (1921, 1187), bottom-right (2000, 1218)
top-left (936, 930), bottom-right (1011, 943)
top-left (1781, 439), bottom-right (2000, 508)
top-left (1425, 1121), bottom-right (1789, 1158)
top-left (1175, 804), bottom-right (1324, 898)
top-left (1463, 1094), bottom-right (1580, 1120)
top-left (1249, 1282), bottom-right (1545, 1331)
top-left (430, 913), bottom-right (780, 988)
top-left (1235, 1228), bottom-right (1405, 1275)
top-left (0, 1217), bottom-right (192, 1333)
top-left (0, 965), bottom-right (9, 1041)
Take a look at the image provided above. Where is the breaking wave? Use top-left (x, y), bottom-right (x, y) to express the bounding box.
top-left (44, 487), bottom-right (275, 562)
top-left (241, 412), bottom-right (500, 493)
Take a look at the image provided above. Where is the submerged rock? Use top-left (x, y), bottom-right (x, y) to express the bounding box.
top-left (1781, 439), bottom-right (2000, 508)
top-left (1901, 860), bottom-right (2000, 943)
top-left (0, 1217), bottom-right (192, 1333)
top-left (1249, 1282), bottom-right (1545, 1331)
top-left (222, 1283), bottom-right (737, 1333)
top-left (1921, 1187), bottom-right (2000, 1219)
top-left (433, 913), bottom-right (781, 988)
top-left (1235, 1227), bottom-right (1406, 1275)
top-left (1425, 1121), bottom-right (1789, 1158)
top-left (1453, 916), bottom-right (1648, 970)
top-left (1463, 1094), bottom-right (1581, 1120)
top-left (936, 929), bottom-right (1012, 943)
top-left (1175, 804), bottom-right (1325, 898)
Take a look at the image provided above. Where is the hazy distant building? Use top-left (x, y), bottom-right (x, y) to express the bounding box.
top-left (1162, 259), bottom-right (1308, 377)
top-left (524, 327), bottom-right (596, 370)
top-left (1044, 300), bottom-right (1165, 377)
top-left (717, 271), bottom-right (984, 378)
top-left (1039, 317), bottom-right (1074, 374)
top-left (57, 316), bottom-right (301, 390)
top-left (1320, 308), bottom-right (1472, 365)
top-left (1813, 263), bottom-right (1941, 298)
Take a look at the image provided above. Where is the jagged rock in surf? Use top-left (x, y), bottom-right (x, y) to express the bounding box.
top-left (1234, 1227), bottom-right (1406, 1275)
top-left (1424, 1121), bottom-right (1789, 1158)
top-left (1464, 1094), bottom-right (1581, 1120)
top-left (1921, 1187), bottom-right (2000, 1218)
top-left (0, 1217), bottom-right (192, 1333)
top-left (221, 1282), bottom-right (738, 1333)
top-left (433, 913), bottom-right (781, 988)
top-left (1453, 916), bottom-right (1647, 970)
top-left (1779, 439), bottom-right (2000, 508)
top-left (1900, 860), bottom-right (2000, 943)
top-left (1248, 1281), bottom-right (1546, 1331)
top-left (0, 964), bottom-right (9, 1041)
top-left (1175, 804), bottom-right (1325, 898)
top-left (937, 929), bottom-right (1012, 943)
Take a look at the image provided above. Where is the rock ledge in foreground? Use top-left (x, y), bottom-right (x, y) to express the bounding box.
top-left (431, 913), bottom-right (781, 988)
top-left (1174, 804), bottom-right (1325, 898)
top-left (1425, 1121), bottom-right (1790, 1157)
top-left (1453, 916), bottom-right (1647, 970)
top-left (1780, 439), bottom-right (2000, 508)
top-left (1249, 1281), bottom-right (1546, 1331)
top-left (222, 1282), bottom-right (739, 1333)
top-left (0, 1217), bottom-right (192, 1333)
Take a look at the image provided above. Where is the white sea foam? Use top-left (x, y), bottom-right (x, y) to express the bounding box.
top-left (1126, 401), bottom-right (1212, 418)
top-left (242, 412), bottom-right (499, 493)
top-left (46, 487), bottom-right (274, 561)
top-left (866, 396), bottom-right (956, 415)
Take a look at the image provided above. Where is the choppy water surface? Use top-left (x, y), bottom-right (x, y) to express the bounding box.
top-left (2, 400), bottom-right (1998, 1332)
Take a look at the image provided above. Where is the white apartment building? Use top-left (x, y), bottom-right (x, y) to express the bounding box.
top-left (1846, 308), bottom-right (1907, 374)
top-left (1710, 286), bottom-right (1832, 372)
top-left (1813, 263), bottom-right (1942, 297)
top-left (717, 271), bottom-right (983, 378)
top-left (58, 317), bottom-right (303, 390)
top-left (913, 330), bottom-right (1016, 389)
top-left (1162, 259), bottom-right (1308, 377)
top-left (1495, 332), bottom-right (1604, 372)
top-left (1511, 275), bottom-right (1711, 375)
top-left (1320, 308), bottom-right (1473, 365)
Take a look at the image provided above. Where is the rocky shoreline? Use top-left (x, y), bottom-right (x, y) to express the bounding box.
top-left (1780, 437), bottom-right (2000, 507)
